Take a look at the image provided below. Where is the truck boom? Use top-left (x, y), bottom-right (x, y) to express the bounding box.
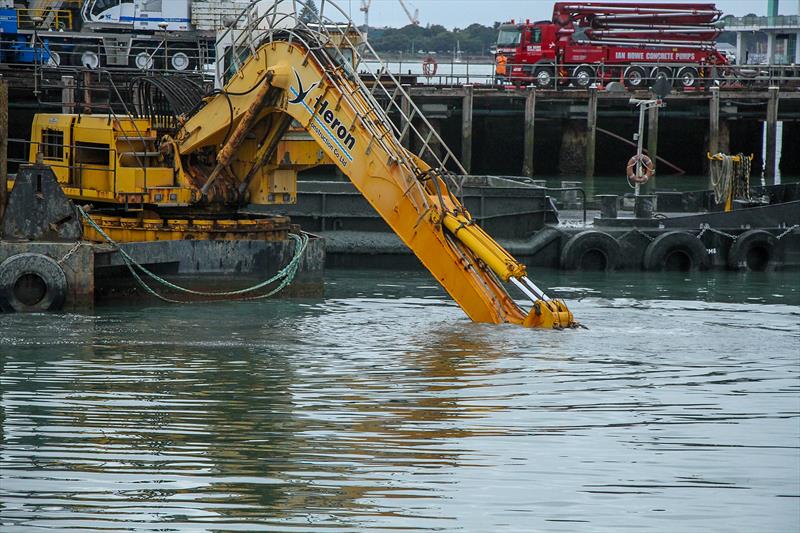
top-left (497, 1), bottom-right (727, 89)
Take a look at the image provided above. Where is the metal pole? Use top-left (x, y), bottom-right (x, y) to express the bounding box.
top-left (634, 102), bottom-right (647, 196)
top-left (644, 103), bottom-right (659, 194)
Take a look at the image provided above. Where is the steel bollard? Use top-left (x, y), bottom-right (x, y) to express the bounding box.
top-left (634, 194), bottom-right (657, 219)
top-left (597, 194), bottom-right (619, 219)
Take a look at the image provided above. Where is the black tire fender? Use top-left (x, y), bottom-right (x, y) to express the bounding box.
top-left (727, 229), bottom-right (781, 271)
top-left (643, 231), bottom-right (709, 271)
top-left (0, 253), bottom-right (68, 312)
top-left (560, 230), bottom-right (620, 270)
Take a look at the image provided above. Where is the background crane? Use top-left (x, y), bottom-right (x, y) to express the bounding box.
top-left (360, 0), bottom-right (420, 38)
top-left (397, 0), bottom-right (420, 25)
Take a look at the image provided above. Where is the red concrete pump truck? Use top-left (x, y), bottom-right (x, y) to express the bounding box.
top-left (495, 2), bottom-right (729, 89)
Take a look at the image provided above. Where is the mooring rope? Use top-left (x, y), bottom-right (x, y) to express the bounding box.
top-left (77, 206), bottom-right (309, 304)
top-left (709, 153), bottom-right (733, 205)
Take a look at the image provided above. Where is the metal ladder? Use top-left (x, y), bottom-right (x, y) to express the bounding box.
top-left (214, 1), bottom-right (468, 189)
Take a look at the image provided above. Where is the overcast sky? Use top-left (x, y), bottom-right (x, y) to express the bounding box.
top-left (342, 0), bottom-right (800, 29)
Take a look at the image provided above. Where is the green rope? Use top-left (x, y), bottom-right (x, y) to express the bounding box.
top-left (78, 206), bottom-right (309, 304)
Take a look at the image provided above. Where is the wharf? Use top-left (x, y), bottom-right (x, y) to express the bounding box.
top-left (1, 65), bottom-right (798, 181)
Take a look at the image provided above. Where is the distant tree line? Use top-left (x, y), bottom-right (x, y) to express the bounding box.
top-left (366, 23), bottom-right (502, 56)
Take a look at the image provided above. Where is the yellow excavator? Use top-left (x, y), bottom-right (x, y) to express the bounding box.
top-left (24, 1), bottom-right (576, 329)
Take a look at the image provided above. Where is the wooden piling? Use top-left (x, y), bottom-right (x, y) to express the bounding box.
top-left (708, 87), bottom-right (720, 189)
top-left (400, 84), bottom-right (411, 149)
top-left (82, 70), bottom-right (92, 113)
top-left (522, 87), bottom-right (536, 177)
top-left (644, 103), bottom-right (659, 193)
top-left (709, 86), bottom-right (720, 155)
top-left (585, 86), bottom-right (597, 182)
top-left (0, 79), bottom-right (7, 225)
top-left (765, 86), bottom-right (779, 184)
top-left (461, 84), bottom-right (473, 174)
top-left (62, 75), bottom-right (75, 114)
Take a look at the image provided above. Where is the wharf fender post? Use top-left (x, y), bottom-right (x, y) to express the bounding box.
top-left (585, 86), bottom-right (598, 188)
top-left (765, 86), bottom-right (779, 185)
top-left (644, 102), bottom-right (659, 194)
top-left (0, 79), bottom-right (7, 225)
top-left (462, 84), bottom-right (474, 174)
top-left (523, 86), bottom-right (536, 177)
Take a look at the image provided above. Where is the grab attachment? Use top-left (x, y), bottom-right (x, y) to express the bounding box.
top-left (441, 212), bottom-right (577, 329)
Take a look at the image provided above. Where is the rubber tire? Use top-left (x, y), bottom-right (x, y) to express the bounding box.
top-left (727, 229), bottom-right (780, 271)
top-left (533, 66), bottom-right (555, 89)
top-left (650, 67), bottom-right (674, 87)
top-left (572, 65), bottom-right (595, 88)
top-left (560, 230), bottom-right (621, 271)
top-left (643, 231), bottom-right (709, 271)
top-left (677, 66), bottom-right (699, 89)
top-left (0, 253), bottom-right (68, 312)
top-left (624, 66), bottom-right (648, 89)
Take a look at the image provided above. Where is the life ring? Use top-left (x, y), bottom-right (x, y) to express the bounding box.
top-left (0, 253), bottom-right (68, 312)
top-left (422, 56), bottom-right (438, 78)
top-left (560, 230), bottom-right (621, 271)
top-left (643, 231), bottom-right (709, 271)
top-left (727, 229), bottom-right (782, 271)
top-left (626, 154), bottom-right (655, 184)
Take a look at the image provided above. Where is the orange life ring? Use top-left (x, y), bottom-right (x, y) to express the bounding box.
top-left (626, 154), bottom-right (654, 184)
top-left (422, 56), bottom-right (438, 77)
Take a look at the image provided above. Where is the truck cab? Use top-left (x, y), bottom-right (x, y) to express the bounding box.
top-left (496, 20), bottom-right (558, 85)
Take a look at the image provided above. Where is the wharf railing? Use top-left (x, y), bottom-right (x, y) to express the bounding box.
top-left (362, 57), bottom-right (800, 91)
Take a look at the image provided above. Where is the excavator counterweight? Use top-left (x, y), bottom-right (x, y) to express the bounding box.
top-left (169, 1), bottom-right (578, 329)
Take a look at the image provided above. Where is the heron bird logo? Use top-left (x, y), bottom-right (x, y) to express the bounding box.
top-left (288, 70), bottom-right (319, 105)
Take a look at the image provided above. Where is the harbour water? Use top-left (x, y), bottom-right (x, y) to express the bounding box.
top-left (1, 270), bottom-right (798, 531)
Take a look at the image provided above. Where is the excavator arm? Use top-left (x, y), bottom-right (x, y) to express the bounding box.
top-left (169, 7), bottom-right (576, 329)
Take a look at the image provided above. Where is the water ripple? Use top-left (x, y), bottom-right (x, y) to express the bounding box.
top-left (1, 270), bottom-right (798, 531)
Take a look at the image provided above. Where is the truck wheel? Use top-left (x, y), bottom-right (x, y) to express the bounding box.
top-left (623, 66), bottom-right (647, 89)
top-left (677, 67), bottom-right (699, 89)
top-left (533, 66), bottom-right (555, 89)
top-left (650, 67), bottom-right (674, 87)
top-left (572, 65), bottom-right (595, 88)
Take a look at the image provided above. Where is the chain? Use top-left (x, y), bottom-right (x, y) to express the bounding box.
top-left (57, 241), bottom-right (87, 265)
top-left (630, 228), bottom-right (654, 242)
top-left (776, 224), bottom-right (799, 240)
top-left (696, 224), bottom-right (737, 240)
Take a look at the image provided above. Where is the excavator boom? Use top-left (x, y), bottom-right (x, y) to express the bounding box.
top-left (172, 1), bottom-right (576, 329)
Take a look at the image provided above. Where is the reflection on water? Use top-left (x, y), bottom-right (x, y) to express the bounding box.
top-left (1, 270), bottom-right (798, 531)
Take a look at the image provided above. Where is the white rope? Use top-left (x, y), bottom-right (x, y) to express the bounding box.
top-left (709, 153), bottom-right (733, 205)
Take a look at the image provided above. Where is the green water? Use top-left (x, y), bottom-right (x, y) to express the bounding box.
top-left (1, 270), bottom-right (798, 531)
